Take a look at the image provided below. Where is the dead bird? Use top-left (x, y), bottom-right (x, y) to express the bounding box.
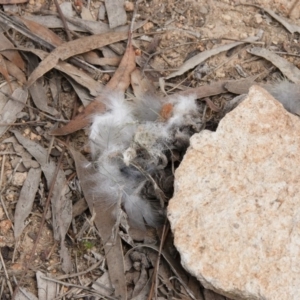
top-left (89, 79), bottom-right (300, 229)
top-left (88, 91), bottom-right (206, 229)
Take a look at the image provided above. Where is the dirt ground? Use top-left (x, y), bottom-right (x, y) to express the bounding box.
top-left (0, 0), bottom-right (300, 299)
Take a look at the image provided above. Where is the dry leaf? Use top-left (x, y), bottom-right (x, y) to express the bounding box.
top-left (36, 271), bottom-right (57, 300)
top-left (82, 53), bottom-right (121, 66)
top-left (176, 81), bottom-right (227, 100)
top-left (19, 16), bottom-right (63, 46)
top-left (50, 100), bottom-right (106, 135)
top-left (105, 37), bottom-right (136, 92)
top-left (15, 289), bottom-right (38, 300)
top-left (2, 136), bottom-right (40, 169)
top-left (26, 31), bottom-right (131, 87)
top-left (71, 148), bottom-right (127, 299)
top-left (66, 77), bottom-right (94, 107)
top-left (51, 37), bottom-right (136, 135)
top-left (4, 59), bottom-right (26, 84)
top-left (239, 4), bottom-right (300, 34)
top-left (0, 54), bottom-right (12, 92)
top-left (12, 131), bottom-right (73, 273)
top-left (247, 47), bottom-right (300, 84)
top-left (91, 272), bottom-right (114, 297)
top-left (10, 47), bottom-right (103, 96)
top-left (20, 16), bottom-right (106, 73)
top-left (14, 168), bottom-right (42, 239)
top-left (165, 35), bottom-right (261, 80)
top-left (0, 32), bottom-right (25, 70)
top-left (131, 68), bottom-right (162, 100)
top-left (105, 0), bottom-right (127, 28)
top-left (132, 267), bottom-right (148, 298)
top-left (0, 87), bottom-right (28, 138)
top-left (27, 53), bottom-right (59, 116)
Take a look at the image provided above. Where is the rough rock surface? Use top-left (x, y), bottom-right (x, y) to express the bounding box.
top-left (168, 86), bottom-right (300, 300)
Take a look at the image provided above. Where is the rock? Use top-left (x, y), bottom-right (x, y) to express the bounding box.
top-left (12, 172), bottom-right (27, 186)
top-left (168, 86), bottom-right (300, 300)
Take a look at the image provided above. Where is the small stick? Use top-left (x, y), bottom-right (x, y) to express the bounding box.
top-left (288, 0), bottom-right (300, 17)
top-left (0, 250), bottom-right (13, 297)
top-left (53, 0), bottom-right (72, 41)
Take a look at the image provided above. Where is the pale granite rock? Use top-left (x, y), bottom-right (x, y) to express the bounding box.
top-left (168, 86), bottom-right (300, 300)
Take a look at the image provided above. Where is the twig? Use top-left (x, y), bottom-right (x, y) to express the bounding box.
top-left (288, 0), bottom-right (300, 17)
top-left (53, 0), bottom-right (72, 41)
top-left (148, 220), bottom-right (169, 300)
top-left (154, 223), bottom-right (169, 299)
top-left (0, 121), bottom-right (47, 126)
top-left (40, 275), bottom-right (117, 299)
top-left (0, 249), bottom-right (13, 297)
top-left (0, 155), bottom-right (15, 223)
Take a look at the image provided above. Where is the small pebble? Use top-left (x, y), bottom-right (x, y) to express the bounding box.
top-left (254, 13), bottom-right (263, 24)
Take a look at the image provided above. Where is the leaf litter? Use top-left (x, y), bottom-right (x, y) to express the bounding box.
top-left (0, 0), bottom-right (300, 299)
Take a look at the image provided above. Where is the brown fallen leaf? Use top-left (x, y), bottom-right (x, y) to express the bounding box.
top-left (71, 148), bottom-right (127, 299)
top-left (0, 54), bottom-right (12, 92)
top-left (82, 54), bottom-right (121, 66)
top-left (27, 53), bottom-right (59, 116)
top-left (19, 16), bottom-right (63, 46)
top-left (50, 100), bottom-right (106, 135)
top-left (238, 3), bottom-right (300, 34)
top-left (26, 31), bottom-right (132, 87)
top-left (105, 35), bottom-right (136, 92)
top-left (7, 47), bottom-right (103, 96)
top-left (20, 16), bottom-right (108, 71)
top-left (0, 87), bottom-right (28, 138)
top-left (14, 168), bottom-right (42, 239)
top-left (50, 34), bottom-right (136, 135)
top-left (247, 47), bottom-right (300, 84)
top-left (164, 35), bottom-right (261, 80)
top-left (4, 59), bottom-right (26, 84)
top-left (0, 32), bottom-right (25, 70)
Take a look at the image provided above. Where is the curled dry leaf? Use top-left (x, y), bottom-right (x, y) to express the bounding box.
top-left (247, 47), bottom-right (300, 84)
